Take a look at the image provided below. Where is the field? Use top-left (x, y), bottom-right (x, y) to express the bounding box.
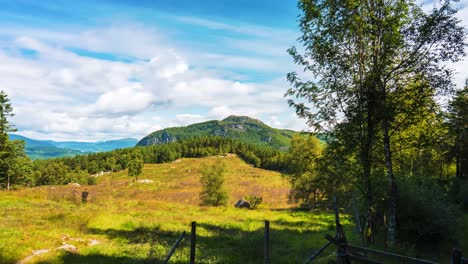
top-left (0, 155), bottom-right (357, 264)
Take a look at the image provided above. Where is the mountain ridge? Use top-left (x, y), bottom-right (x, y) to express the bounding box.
top-left (9, 134), bottom-right (138, 159)
top-left (137, 115), bottom-right (298, 149)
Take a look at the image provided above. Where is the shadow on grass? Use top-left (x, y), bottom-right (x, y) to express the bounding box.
top-left (35, 220), bottom-right (340, 264)
top-left (36, 253), bottom-right (163, 264)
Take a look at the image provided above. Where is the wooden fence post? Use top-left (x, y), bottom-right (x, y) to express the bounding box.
top-left (333, 197), bottom-right (349, 264)
top-left (190, 221), bottom-right (196, 264)
top-left (163, 231), bottom-right (186, 264)
top-left (264, 220), bottom-right (270, 264)
top-left (452, 249), bottom-right (463, 264)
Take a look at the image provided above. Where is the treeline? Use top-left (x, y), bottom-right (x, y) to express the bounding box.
top-left (2, 136), bottom-right (288, 188)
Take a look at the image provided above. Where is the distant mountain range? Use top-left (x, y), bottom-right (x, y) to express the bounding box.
top-left (137, 115), bottom-right (299, 149)
top-left (9, 134), bottom-right (138, 159)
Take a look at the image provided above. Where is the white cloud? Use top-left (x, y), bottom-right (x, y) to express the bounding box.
top-left (0, 25), bottom-right (300, 141)
top-left (3, 1), bottom-right (466, 142)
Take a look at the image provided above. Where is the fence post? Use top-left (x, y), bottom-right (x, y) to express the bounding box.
top-left (190, 221), bottom-right (196, 264)
top-left (163, 231), bottom-right (186, 264)
top-left (452, 249), bottom-right (462, 264)
top-left (333, 197), bottom-right (349, 264)
top-left (264, 220), bottom-right (270, 264)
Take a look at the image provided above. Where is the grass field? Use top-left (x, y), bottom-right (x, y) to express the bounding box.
top-left (0, 155), bottom-right (357, 264)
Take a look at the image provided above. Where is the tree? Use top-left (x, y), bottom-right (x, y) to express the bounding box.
top-left (0, 90), bottom-right (32, 190)
top-left (199, 162), bottom-right (228, 206)
top-left (0, 140), bottom-right (32, 189)
top-left (285, 135), bottom-right (324, 209)
top-left (34, 161), bottom-right (69, 186)
top-left (287, 0), bottom-right (466, 245)
top-left (0, 90), bottom-right (15, 143)
top-left (447, 82), bottom-right (467, 179)
top-left (128, 151), bottom-right (144, 181)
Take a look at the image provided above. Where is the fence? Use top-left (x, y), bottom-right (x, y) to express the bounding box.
top-left (305, 197), bottom-right (467, 264)
top-left (163, 220), bottom-right (272, 264)
top-left (162, 198), bottom-right (466, 263)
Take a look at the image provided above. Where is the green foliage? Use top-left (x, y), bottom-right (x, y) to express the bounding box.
top-left (447, 84), bottom-right (468, 179)
top-left (287, 0), bottom-right (467, 245)
top-left (34, 161), bottom-right (70, 185)
top-left (285, 135), bottom-right (325, 209)
top-left (450, 178), bottom-right (468, 211)
top-left (137, 115), bottom-right (297, 149)
top-left (0, 91), bottom-right (33, 190)
top-left (128, 151), bottom-right (144, 181)
top-left (398, 176), bottom-right (461, 243)
top-left (245, 195), bottom-right (263, 209)
top-left (199, 162), bottom-right (228, 206)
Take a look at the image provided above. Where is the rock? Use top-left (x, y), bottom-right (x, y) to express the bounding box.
top-left (67, 183), bottom-right (80, 187)
top-left (18, 249), bottom-right (50, 263)
top-left (88, 239), bottom-right (100, 246)
top-left (137, 179), bottom-right (153, 184)
top-left (234, 199), bottom-right (251, 209)
top-left (57, 243), bottom-right (78, 253)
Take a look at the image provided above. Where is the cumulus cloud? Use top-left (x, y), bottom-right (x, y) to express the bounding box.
top-left (0, 24), bottom-right (307, 141)
top-left (8, 1), bottom-right (465, 142)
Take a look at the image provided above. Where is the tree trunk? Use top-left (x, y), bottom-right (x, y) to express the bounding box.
top-left (7, 174), bottom-right (10, 191)
top-left (383, 118), bottom-right (397, 246)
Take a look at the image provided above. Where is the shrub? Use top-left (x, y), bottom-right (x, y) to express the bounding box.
top-left (245, 195), bottom-right (263, 209)
top-left (199, 162), bottom-right (228, 206)
top-left (450, 178), bottom-right (468, 211)
top-left (397, 176), bottom-right (461, 243)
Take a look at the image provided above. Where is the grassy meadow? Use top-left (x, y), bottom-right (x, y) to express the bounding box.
top-left (0, 155), bottom-right (357, 264)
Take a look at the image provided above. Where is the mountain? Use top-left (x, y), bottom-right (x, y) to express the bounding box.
top-left (9, 134), bottom-right (138, 159)
top-left (9, 134), bottom-right (56, 148)
top-left (137, 115), bottom-right (298, 149)
top-left (45, 138), bottom-right (138, 152)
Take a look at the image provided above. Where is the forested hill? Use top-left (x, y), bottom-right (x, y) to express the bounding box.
top-left (137, 116), bottom-right (298, 149)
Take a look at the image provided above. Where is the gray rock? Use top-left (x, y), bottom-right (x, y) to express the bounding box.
top-left (234, 199), bottom-right (251, 209)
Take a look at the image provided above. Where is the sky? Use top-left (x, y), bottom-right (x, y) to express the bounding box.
top-left (0, 0), bottom-right (467, 141)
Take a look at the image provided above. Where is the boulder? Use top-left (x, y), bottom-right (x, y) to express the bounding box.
top-left (234, 199), bottom-right (251, 209)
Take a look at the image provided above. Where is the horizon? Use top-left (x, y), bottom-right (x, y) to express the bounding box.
top-left (1, 0), bottom-right (467, 141)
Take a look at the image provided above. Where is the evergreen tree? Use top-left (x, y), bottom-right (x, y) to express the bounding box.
top-left (0, 90), bottom-right (31, 190)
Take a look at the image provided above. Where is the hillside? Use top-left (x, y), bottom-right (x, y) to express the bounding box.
top-left (0, 155), bottom-right (358, 263)
top-left (137, 115), bottom-right (297, 149)
top-left (9, 134), bottom-right (84, 159)
top-left (8, 134), bottom-right (138, 159)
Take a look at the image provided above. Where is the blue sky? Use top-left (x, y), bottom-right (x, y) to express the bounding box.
top-left (0, 0), bottom-right (466, 141)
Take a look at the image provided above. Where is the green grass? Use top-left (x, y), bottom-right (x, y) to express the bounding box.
top-left (0, 156), bottom-right (357, 264)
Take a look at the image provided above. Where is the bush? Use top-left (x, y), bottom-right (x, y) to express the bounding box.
top-left (245, 195), bottom-right (263, 209)
top-left (199, 162), bottom-right (228, 206)
top-left (397, 176), bottom-right (461, 243)
top-left (450, 178), bottom-right (468, 211)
